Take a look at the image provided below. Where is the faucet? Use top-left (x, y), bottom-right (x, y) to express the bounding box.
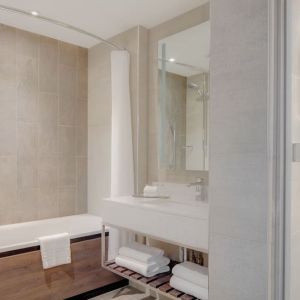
top-left (187, 178), bottom-right (207, 202)
top-left (187, 178), bottom-right (204, 191)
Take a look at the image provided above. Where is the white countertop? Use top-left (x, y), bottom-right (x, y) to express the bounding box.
top-left (101, 196), bottom-right (209, 251)
top-left (104, 196), bottom-right (209, 220)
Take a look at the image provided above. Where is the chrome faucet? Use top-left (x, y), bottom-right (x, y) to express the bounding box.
top-left (187, 178), bottom-right (207, 202)
top-left (187, 178), bottom-right (204, 190)
top-left (187, 179), bottom-right (203, 186)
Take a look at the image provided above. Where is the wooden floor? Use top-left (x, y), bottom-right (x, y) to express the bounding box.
top-left (0, 237), bottom-right (123, 300)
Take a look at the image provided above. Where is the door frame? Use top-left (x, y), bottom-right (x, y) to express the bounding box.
top-left (268, 0), bottom-right (287, 300)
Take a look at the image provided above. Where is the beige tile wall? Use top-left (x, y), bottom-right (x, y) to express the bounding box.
top-left (147, 4), bottom-right (210, 184)
top-left (0, 24), bottom-right (88, 225)
top-left (159, 71), bottom-right (187, 171)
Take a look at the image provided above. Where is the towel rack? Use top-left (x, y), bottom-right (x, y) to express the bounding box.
top-left (101, 223), bottom-right (205, 300)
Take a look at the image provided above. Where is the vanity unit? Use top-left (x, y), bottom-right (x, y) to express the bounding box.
top-left (100, 8), bottom-right (211, 299)
top-left (100, 196), bottom-right (209, 299)
top-left (101, 196), bottom-right (208, 252)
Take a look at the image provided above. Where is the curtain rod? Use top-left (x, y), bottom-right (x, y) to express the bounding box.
top-left (0, 4), bottom-right (124, 50)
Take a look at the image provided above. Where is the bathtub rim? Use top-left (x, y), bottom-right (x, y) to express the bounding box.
top-left (0, 214), bottom-right (109, 255)
top-left (0, 232), bottom-right (109, 258)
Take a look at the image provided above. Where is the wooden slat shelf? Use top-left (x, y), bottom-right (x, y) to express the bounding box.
top-left (104, 261), bottom-right (202, 300)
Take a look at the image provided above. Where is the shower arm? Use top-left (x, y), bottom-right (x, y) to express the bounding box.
top-left (158, 58), bottom-right (205, 73)
top-left (0, 4), bottom-right (124, 50)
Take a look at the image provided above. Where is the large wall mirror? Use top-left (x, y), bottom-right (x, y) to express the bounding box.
top-left (158, 21), bottom-right (210, 173)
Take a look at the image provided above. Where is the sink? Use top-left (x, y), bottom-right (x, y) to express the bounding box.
top-left (139, 198), bottom-right (170, 204)
top-left (101, 196), bottom-right (209, 252)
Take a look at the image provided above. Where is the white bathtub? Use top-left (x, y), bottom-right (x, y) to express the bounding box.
top-left (0, 214), bottom-right (105, 253)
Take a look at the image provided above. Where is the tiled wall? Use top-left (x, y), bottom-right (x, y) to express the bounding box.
top-left (209, 1), bottom-right (270, 299)
top-left (88, 26), bottom-right (148, 215)
top-left (0, 24), bottom-right (88, 225)
top-left (186, 73), bottom-right (209, 171)
top-left (148, 4), bottom-right (209, 184)
top-left (159, 71), bottom-right (187, 170)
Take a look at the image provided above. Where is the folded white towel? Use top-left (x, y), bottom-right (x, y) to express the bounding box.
top-left (38, 233), bottom-right (71, 269)
top-left (115, 255), bottom-right (170, 277)
top-left (119, 242), bottom-right (164, 263)
top-left (170, 276), bottom-right (208, 300)
top-left (172, 261), bottom-right (208, 288)
top-left (143, 185), bottom-right (159, 197)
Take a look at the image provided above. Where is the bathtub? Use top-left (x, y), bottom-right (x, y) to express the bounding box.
top-left (0, 214), bottom-right (126, 300)
top-left (0, 214), bottom-right (105, 254)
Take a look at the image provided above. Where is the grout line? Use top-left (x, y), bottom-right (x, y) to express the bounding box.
top-left (37, 32), bottom-right (41, 220)
top-left (75, 47), bottom-right (79, 214)
top-left (14, 27), bottom-right (18, 223)
top-left (57, 40), bottom-right (60, 216)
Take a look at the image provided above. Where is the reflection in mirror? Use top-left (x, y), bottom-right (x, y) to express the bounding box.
top-left (158, 21), bottom-right (210, 172)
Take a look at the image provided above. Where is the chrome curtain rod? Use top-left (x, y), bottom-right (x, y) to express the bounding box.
top-left (0, 4), bottom-right (124, 50)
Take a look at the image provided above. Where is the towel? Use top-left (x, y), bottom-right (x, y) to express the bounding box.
top-left (172, 261), bottom-right (208, 288)
top-left (119, 242), bottom-right (164, 263)
top-left (170, 276), bottom-right (208, 300)
top-left (115, 255), bottom-right (170, 277)
top-left (108, 228), bottom-right (135, 260)
top-left (38, 233), bottom-right (71, 269)
top-left (143, 185), bottom-right (159, 197)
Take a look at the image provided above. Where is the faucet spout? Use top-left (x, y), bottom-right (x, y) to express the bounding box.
top-left (187, 178), bottom-right (204, 187)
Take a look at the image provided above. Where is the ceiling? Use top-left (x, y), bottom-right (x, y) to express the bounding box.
top-left (158, 21), bottom-right (210, 77)
top-left (0, 0), bottom-right (208, 48)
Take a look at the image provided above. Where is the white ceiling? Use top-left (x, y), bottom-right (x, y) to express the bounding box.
top-left (158, 21), bottom-right (210, 77)
top-left (0, 0), bottom-right (208, 48)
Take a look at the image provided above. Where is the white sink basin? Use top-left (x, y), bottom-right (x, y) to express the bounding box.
top-left (116, 196), bottom-right (208, 219)
top-left (101, 196), bottom-right (209, 252)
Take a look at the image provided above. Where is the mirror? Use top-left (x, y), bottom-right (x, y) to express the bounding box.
top-left (158, 21), bottom-right (210, 172)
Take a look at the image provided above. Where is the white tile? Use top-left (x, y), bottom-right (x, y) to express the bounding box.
top-left (209, 0), bottom-right (269, 299)
top-left (290, 233), bottom-right (300, 300)
top-left (209, 235), bottom-right (268, 300)
top-left (209, 152), bottom-right (268, 242)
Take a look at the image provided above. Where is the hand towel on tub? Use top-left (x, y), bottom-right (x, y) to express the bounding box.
top-left (38, 232), bottom-right (71, 269)
top-left (170, 276), bottom-right (208, 300)
top-left (119, 242), bottom-right (164, 263)
top-left (172, 261), bottom-right (208, 288)
top-left (115, 255), bottom-right (170, 277)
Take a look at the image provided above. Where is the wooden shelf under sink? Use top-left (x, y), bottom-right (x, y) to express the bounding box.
top-left (103, 261), bottom-right (203, 300)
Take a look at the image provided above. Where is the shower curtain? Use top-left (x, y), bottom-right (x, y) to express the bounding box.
top-left (108, 50), bottom-right (135, 260)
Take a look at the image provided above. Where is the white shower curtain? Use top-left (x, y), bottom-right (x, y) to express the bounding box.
top-left (108, 50), bottom-right (135, 260)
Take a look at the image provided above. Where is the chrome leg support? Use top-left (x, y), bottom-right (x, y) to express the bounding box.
top-left (101, 224), bottom-right (106, 266)
top-left (183, 247), bottom-right (188, 261)
top-left (146, 236), bottom-right (150, 246)
top-left (179, 247), bottom-right (188, 262)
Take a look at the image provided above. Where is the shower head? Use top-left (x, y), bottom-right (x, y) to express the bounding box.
top-left (187, 81), bottom-right (209, 102)
top-left (188, 82), bottom-right (202, 100)
top-left (188, 82), bottom-right (200, 89)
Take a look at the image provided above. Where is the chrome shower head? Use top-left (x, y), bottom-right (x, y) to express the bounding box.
top-left (188, 82), bottom-right (200, 89)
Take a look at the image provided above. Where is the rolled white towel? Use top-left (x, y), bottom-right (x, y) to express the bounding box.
top-left (170, 276), bottom-right (208, 300)
top-left (115, 255), bottom-right (170, 277)
top-left (172, 261), bottom-right (208, 288)
top-left (143, 185), bottom-right (159, 197)
top-left (119, 242), bottom-right (164, 263)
